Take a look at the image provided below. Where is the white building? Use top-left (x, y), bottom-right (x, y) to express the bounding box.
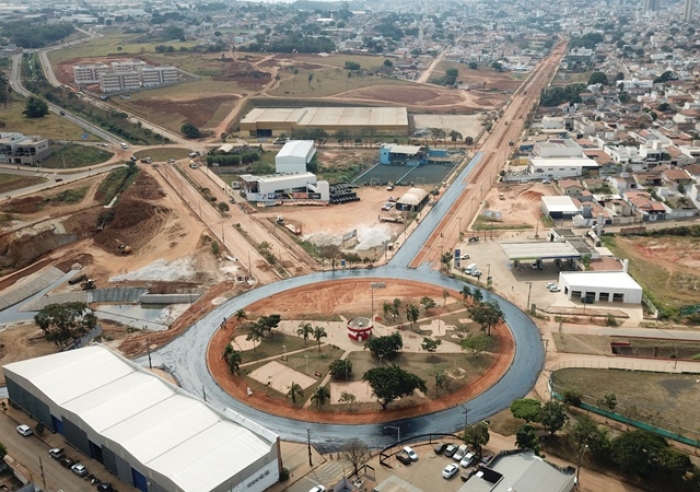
top-left (239, 172), bottom-right (329, 202)
top-left (540, 196), bottom-right (582, 219)
top-left (3, 345), bottom-right (280, 492)
top-left (275, 140), bottom-right (316, 174)
top-left (73, 63), bottom-right (108, 84)
top-left (558, 271), bottom-right (643, 304)
top-left (528, 157), bottom-right (599, 178)
top-left (534, 139), bottom-right (584, 158)
top-left (140, 66), bottom-right (179, 87)
top-left (617, 79), bottom-right (654, 92)
top-left (100, 70), bottom-right (141, 93)
top-left (111, 60), bottom-right (147, 72)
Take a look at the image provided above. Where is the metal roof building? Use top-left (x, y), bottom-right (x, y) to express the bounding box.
top-left (240, 107), bottom-right (409, 137)
top-left (275, 140), bottom-right (316, 174)
top-left (396, 187), bottom-right (429, 212)
top-left (559, 271), bottom-right (643, 304)
top-left (3, 345), bottom-right (280, 492)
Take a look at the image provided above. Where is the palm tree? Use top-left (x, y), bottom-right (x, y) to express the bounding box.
top-left (382, 301), bottom-right (392, 320)
top-left (287, 382), bottom-right (304, 404)
top-left (440, 252), bottom-right (453, 271)
top-left (449, 130), bottom-right (463, 147)
top-left (392, 298), bottom-right (402, 320)
top-left (311, 385), bottom-right (330, 407)
top-left (297, 322), bottom-right (313, 346)
top-left (222, 344), bottom-right (242, 374)
top-left (442, 289), bottom-right (450, 307)
top-left (461, 285), bottom-right (472, 304)
top-left (406, 303), bottom-right (420, 329)
top-left (234, 309), bottom-right (247, 324)
top-left (472, 289), bottom-right (483, 303)
top-left (246, 323), bottom-right (264, 351)
top-left (313, 326), bottom-right (327, 351)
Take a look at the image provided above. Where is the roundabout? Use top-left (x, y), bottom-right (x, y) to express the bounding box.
top-left (152, 266), bottom-right (545, 449)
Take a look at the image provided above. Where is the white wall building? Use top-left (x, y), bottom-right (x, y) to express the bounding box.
top-left (534, 139), bottom-right (584, 158)
top-left (3, 345), bottom-right (281, 492)
top-left (140, 67), bottom-right (179, 87)
top-left (111, 60), bottom-right (147, 72)
top-left (99, 70), bottom-right (141, 92)
top-left (73, 63), bottom-right (108, 84)
top-left (528, 157), bottom-right (599, 178)
top-left (558, 271), bottom-right (643, 304)
top-left (239, 172), bottom-right (329, 202)
top-left (275, 140), bottom-right (316, 174)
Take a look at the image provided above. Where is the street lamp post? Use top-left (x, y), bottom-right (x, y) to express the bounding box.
top-left (525, 282), bottom-right (533, 312)
top-left (575, 444), bottom-right (588, 487)
top-left (305, 355), bottom-right (309, 374)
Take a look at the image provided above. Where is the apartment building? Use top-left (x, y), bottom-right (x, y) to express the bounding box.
top-left (0, 132), bottom-right (51, 166)
top-left (73, 63), bottom-right (108, 84)
top-left (110, 59), bottom-right (147, 72)
top-left (99, 70), bottom-right (141, 93)
top-left (140, 66), bottom-right (179, 87)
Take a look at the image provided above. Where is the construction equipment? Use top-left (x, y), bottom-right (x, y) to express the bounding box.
top-left (116, 239), bottom-right (132, 255)
top-left (81, 279), bottom-right (96, 290)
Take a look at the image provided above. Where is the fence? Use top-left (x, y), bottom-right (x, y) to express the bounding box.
top-left (549, 364), bottom-right (700, 448)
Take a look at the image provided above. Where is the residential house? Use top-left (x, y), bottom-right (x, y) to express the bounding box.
top-left (557, 179), bottom-right (585, 196)
top-left (624, 190), bottom-right (667, 221)
top-left (606, 175), bottom-right (638, 194)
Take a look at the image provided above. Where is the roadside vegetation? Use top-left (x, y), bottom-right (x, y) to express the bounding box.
top-left (95, 163), bottom-right (139, 205)
top-left (0, 174), bottom-right (46, 194)
top-left (41, 144), bottom-right (113, 169)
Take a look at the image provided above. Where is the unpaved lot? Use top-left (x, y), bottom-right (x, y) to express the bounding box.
top-left (475, 182), bottom-right (557, 230)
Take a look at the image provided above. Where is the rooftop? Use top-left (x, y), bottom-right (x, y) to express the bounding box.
top-left (241, 107), bottom-right (408, 127)
top-left (541, 196), bottom-right (582, 213)
top-left (560, 271), bottom-right (642, 291)
top-left (530, 157), bottom-right (599, 168)
top-left (500, 241), bottom-right (581, 261)
top-left (276, 140), bottom-right (315, 160)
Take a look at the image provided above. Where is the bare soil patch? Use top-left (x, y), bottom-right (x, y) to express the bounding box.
top-left (347, 85), bottom-right (463, 106)
top-left (212, 61), bottom-right (271, 89)
top-left (476, 182), bottom-right (556, 230)
top-left (131, 95), bottom-right (238, 128)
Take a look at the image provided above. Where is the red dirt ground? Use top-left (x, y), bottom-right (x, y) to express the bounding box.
top-left (207, 279), bottom-right (515, 424)
top-left (348, 85), bottom-right (464, 106)
top-left (132, 95), bottom-right (239, 128)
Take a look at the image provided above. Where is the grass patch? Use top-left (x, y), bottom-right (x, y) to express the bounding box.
top-left (0, 174), bottom-right (46, 193)
top-left (52, 187), bottom-right (88, 204)
top-left (41, 144), bottom-right (113, 169)
top-left (297, 53), bottom-right (389, 70)
top-left (488, 408), bottom-right (524, 436)
top-left (95, 165), bottom-right (138, 205)
top-left (47, 34), bottom-right (198, 63)
top-left (270, 66), bottom-right (409, 97)
top-left (551, 333), bottom-right (612, 355)
top-left (133, 148), bottom-right (191, 162)
top-left (237, 332), bottom-right (314, 364)
top-left (551, 368), bottom-right (700, 435)
top-left (0, 98), bottom-right (100, 141)
top-left (473, 216), bottom-right (532, 230)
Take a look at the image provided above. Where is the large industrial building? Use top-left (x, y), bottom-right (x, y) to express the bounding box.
top-left (239, 172), bottom-right (330, 202)
top-left (3, 346), bottom-right (281, 492)
top-left (240, 107), bottom-right (409, 137)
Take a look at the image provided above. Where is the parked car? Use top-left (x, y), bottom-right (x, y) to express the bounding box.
top-left (387, 196), bottom-right (397, 202)
top-left (460, 452), bottom-right (477, 468)
top-left (434, 442), bottom-right (448, 455)
top-left (403, 446), bottom-right (418, 461)
top-left (480, 454), bottom-right (494, 465)
top-left (581, 296), bottom-right (595, 304)
top-left (444, 444), bottom-right (458, 457)
top-left (546, 282), bottom-right (560, 292)
top-left (55, 178), bottom-right (64, 182)
top-left (461, 466), bottom-right (479, 481)
top-left (453, 444), bottom-right (468, 461)
top-left (16, 424), bottom-right (33, 437)
top-left (470, 270), bottom-right (482, 278)
top-left (167, 158), bottom-right (176, 163)
top-left (467, 237), bottom-right (479, 244)
top-left (59, 457), bottom-right (75, 469)
top-left (396, 452), bottom-right (412, 465)
top-left (49, 448), bottom-right (65, 460)
top-left (442, 464), bottom-right (459, 479)
top-left (273, 138), bottom-right (287, 144)
top-left (96, 483), bottom-right (115, 492)
top-left (71, 464), bottom-right (89, 477)
top-left (308, 486), bottom-right (326, 492)
top-left (460, 254), bottom-right (470, 260)
top-left (381, 202), bottom-right (394, 211)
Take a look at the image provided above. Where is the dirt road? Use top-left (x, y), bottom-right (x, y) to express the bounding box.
top-left (409, 41), bottom-right (568, 268)
top-left (416, 50), bottom-right (446, 84)
top-left (155, 163), bottom-right (280, 284)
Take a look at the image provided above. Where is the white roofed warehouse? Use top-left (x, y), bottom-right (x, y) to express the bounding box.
top-left (275, 140), bottom-right (316, 174)
top-left (396, 187), bottom-right (430, 213)
top-left (3, 345), bottom-right (281, 492)
top-left (558, 271), bottom-right (643, 304)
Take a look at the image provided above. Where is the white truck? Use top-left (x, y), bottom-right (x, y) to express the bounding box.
top-left (120, 142), bottom-right (129, 150)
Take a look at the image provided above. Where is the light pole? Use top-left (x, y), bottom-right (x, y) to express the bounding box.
top-left (462, 405), bottom-right (469, 429)
top-left (304, 355), bottom-right (309, 374)
top-left (385, 425), bottom-right (400, 443)
top-left (282, 345), bottom-right (286, 362)
top-left (575, 444), bottom-right (588, 487)
top-left (525, 282), bottom-right (533, 313)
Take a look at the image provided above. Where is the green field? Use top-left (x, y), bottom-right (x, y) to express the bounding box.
top-left (0, 98), bottom-right (100, 141)
top-left (133, 148), bottom-right (190, 161)
top-left (47, 34), bottom-right (199, 63)
top-left (270, 66), bottom-right (409, 97)
top-left (41, 144), bottom-right (114, 169)
top-left (297, 53), bottom-right (390, 71)
top-left (0, 173), bottom-right (46, 193)
top-left (551, 368), bottom-right (700, 435)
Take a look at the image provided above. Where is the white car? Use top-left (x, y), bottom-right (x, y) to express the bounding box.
top-left (546, 282), bottom-right (560, 292)
top-left (460, 452), bottom-right (476, 468)
top-left (16, 424), bottom-right (32, 437)
top-left (403, 446), bottom-right (418, 461)
top-left (460, 254), bottom-right (470, 260)
top-left (442, 463), bottom-right (459, 479)
top-left (71, 463), bottom-right (88, 477)
top-left (308, 486), bottom-right (326, 492)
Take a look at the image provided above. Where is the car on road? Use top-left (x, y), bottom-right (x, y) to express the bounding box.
top-left (55, 178), bottom-right (64, 182)
top-left (96, 483), bottom-right (115, 492)
top-left (442, 464), bottom-right (459, 479)
top-left (467, 237), bottom-right (479, 244)
top-left (308, 486), bottom-right (326, 492)
top-left (546, 282), bottom-right (560, 292)
top-left (71, 464), bottom-right (88, 477)
top-left (167, 158), bottom-right (176, 163)
top-left (381, 202), bottom-right (394, 211)
top-left (59, 457), bottom-right (75, 469)
top-left (396, 452), bottom-right (412, 465)
top-left (460, 254), bottom-right (470, 260)
top-left (16, 424), bottom-right (32, 437)
top-left (434, 442), bottom-right (448, 454)
top-left (403, 446), bottom-right (418, 461)
top-left (444, 444), bottom-right (458, 457)
top-left (49, 448), bottom-right (65, 460)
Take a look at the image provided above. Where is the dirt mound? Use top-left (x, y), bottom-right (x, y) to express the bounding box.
top-left (213, 61), bottom-right (271, 89)
top-left (1, 196), bottom-right (45, 214)
top-left (94, 198), bottom-right (170, 254)
top-left (520, 190), bottom-right (543, 201)
top-left (133, 95), bottom-right (238, 128)
top-left (124, 172), bottom-right (165, 201)
top-left (0, 229), bottom-right (78, 273)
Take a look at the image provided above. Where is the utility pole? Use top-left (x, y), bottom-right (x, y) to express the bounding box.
top-left (146, 338), bottom-right (152, 369)
top-left (463, 405), bottom-right (469, 429)
top-left (202, 385), bottom-right (207, 402)
top-left (525, 282), bottom-right (533, 313)
top-left (39, 456), bottom-right (46, 490)
top-left (307, 429), bottom-right (313, 466)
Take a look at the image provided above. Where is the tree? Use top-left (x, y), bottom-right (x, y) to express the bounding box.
top-left (181, 122), bottom-right (201, 138)
top-left (460, 335), bottom-right (492, 357)
top-left (515, 423), bottom-right (539, 454)
top-left (392, 298), bottom-right (402, 320)
top-left (610, 430), bottom-right (680, 476)
top-left (568, 415), bottom-right (610, 459)
top-left (286, 382), bottom-right (304, 404)
top-left (311, 385), bottom-right (330, 407)
top-left (344, 61), bottom-right (361, 71)
top-left (297, 322), bottom-right (313, 346)
top-left (471, 289), bottom-right (483, 303)
top-left (510, 398), bottom-right (542, 423)
top-left (440, 251), bottom-right (452, 271)
top-left (406, 303), bottom-right (420, 329)
top-left (469, 301), bottom-right (503, 336)
top-left (23, 96), bottom-right (48, 118)
top-left (245, 323), bottom-right (264, 351)
top-left (364, 332), bottom-right (403, 359)
top-left (313, 326), bottom-right (327, 351)
top-left (461, 285), bottom-right (472, 303)
top-left (329, 359), bottom-right (352, 380)
top-left (383, 59), bottom-right (393, 68)
top-left (234, 309), bottom-right (247, 324)
top-left (432, 368), bottom-right (452, 395)
top-left (491, 61), bottom-right (503, 72)
top-left (217, 202), bottom-right (230, 213)
top-left (445, 67), bottom-right (459, 85)
top-left (465, 136), bottom-right (474, 147)
top-left (468, 61), bottom-right (478, 70)
top-left (537, 400), bottom-right (569, 435)
top-left (257, 314), bottom-right (281, 338)
top-left (34, 303), bottom-right (97, 346)
top-left (588, 71), bottom-right (608, 86)
top-left (442, 289), bottom-right (449, 307)
top-left (420, 296), bottom-right (437, 314)
top-left (449, 130), bottom-right (463, 144)
top-left (382, 301), bottom-right (393, 320)
top-left (342, 438), bottom-right (371, 476)
top-left (338, 391), bottom-right (357, 409)
top-left (599, 393), bottom-right (617, 414)
top-left (462, 422), bottom-right (490, 454)
top-left (363, 364), bottom-right (427, 410)
top-left (222, 344), bottom-right (242, 374)
top-left (335, 129), bottom-right (351, 147)
top-left (421, 337), bottom-right (441, 354)
top-left (307, 73), bottom-right (314, 87)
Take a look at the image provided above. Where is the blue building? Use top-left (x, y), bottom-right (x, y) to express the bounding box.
top-left (379, 143), bottom-right (425, 166)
